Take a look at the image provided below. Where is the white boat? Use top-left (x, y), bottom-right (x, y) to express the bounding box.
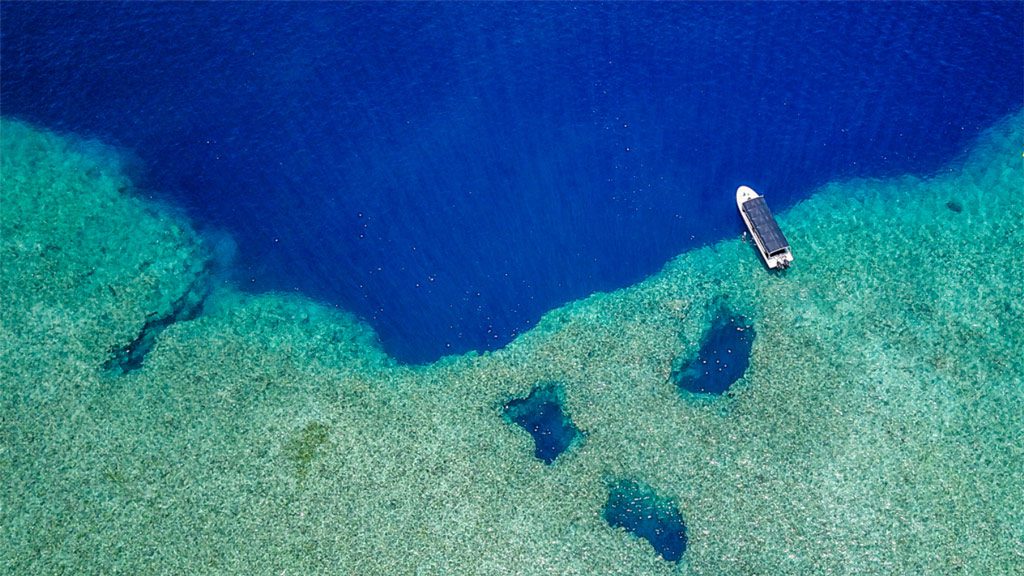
top-left (736, 185), bottom-right (792, 269)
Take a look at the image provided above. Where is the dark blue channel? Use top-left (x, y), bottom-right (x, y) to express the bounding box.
top-left (502, 383), bottom-right (580, 464)
top-left (604, 480), bottom-right (688, 562)
top-left (2, 3), bottom-right (1020, 362)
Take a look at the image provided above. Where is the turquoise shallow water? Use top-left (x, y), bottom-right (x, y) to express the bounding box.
top-left (1, 114), bottom-right (1022, 574)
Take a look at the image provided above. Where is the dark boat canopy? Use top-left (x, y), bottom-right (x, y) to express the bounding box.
top-left (742, 196), bottom-right (789, 254)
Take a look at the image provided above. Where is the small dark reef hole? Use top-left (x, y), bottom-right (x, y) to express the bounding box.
top-left (946, 200), bottom-right (963, 213)
top-left (502, 382), bottom-right (581, 464)
top-left (604, 479), bottom-right (688, 562)
top-left (671, 309), bottom-right (755, 396)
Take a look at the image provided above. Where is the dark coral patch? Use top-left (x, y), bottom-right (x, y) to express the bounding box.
top-left (946, 200), bottom-right (963, 213)
top-left (285, 421), bottom-right (331, 479)
top-left (502, 382), bottom-right (581, 464)
top-left (604, 479), bottom-right (688, 562)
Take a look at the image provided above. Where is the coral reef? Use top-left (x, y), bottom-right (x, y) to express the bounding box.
top-left (2, 113), bottom-right (1022, 575)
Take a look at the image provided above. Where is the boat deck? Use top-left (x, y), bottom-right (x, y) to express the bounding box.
top-left (741, 196), bottom-right (789, 254)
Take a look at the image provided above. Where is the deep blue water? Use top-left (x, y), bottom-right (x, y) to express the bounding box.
top-left (2, 3), bottom-right (1021, 363)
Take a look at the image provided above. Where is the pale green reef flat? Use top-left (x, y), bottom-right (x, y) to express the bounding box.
top-left (1, 114), bottom-right (1022, 575)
